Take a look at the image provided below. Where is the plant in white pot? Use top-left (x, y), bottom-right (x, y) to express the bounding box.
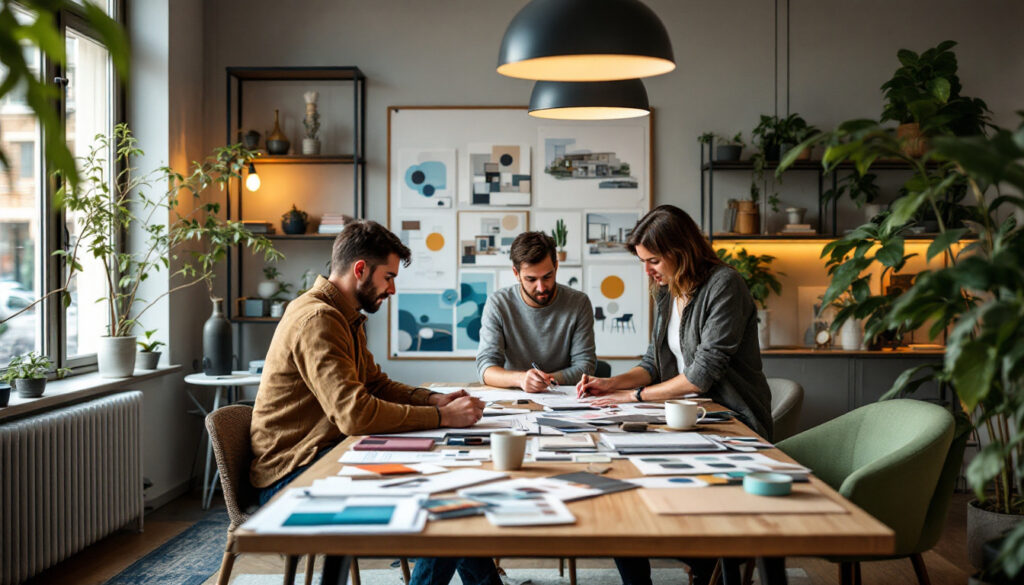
top-left (136, 329), bottom-right (165, 370)
top-left (1, 352), bottom-right (70, 398)
top-left (1, 124), bottom-right (281, 378)
top-left (550, 219), bottom-right (568, 262)
top-left (715, 247), bottom-right (784, 349)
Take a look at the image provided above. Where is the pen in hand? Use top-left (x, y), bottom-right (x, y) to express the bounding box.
top-left (530, 361), bottom-right (556, 392)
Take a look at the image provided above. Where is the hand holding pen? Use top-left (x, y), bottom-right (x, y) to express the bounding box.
top-left (522, 362), bottom-right (557, 393)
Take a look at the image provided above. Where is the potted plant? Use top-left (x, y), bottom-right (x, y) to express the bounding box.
top-left (779, 109), bottom-right (1024, 581)
top-left (1, 124), bottom-right (282, 378)
top-left (715, 247), bottom-right (784, 349)
top-left (551, 219), bottom-right (569, 262)
top-left (1, 351), bottom-right (70, 398)
top-left (698, 132), bottom-right (745, 162)
top-left (302, 91), bottom-right (321, 155)
top-left (259, 265), bottom-right (284, 299)
top-left (282, 205), bottom-right (309, 235)
top-left (752, 113), bottom-right (816, 161)
top-left (136, 329), bottom-right (165, 370)
top-left (269, 278), bottom-right (293, 318)
top-left (880, 40), bottom-right (992, 156)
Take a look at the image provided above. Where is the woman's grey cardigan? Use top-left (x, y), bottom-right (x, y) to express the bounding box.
top-left (637, 265), bottom-right (774, 440)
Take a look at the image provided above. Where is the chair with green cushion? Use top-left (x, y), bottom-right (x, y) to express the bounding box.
top-left (776, 399), bottom-right (964, 585)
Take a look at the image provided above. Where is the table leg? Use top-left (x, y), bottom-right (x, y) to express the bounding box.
top-left (201, 386), bottom-right (224, 510)
top-left (756, 557), bottom-right (787, 585)
top-left (321, 555), bottom-right (353, 585)
top-left (719, 558), bottom-right (742, 585)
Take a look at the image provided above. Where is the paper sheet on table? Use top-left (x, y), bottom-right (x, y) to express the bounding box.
top-left (628, 453), bottom-right (810, 476)
top-left (241, 489), bottom-right (428, 534)
top-left (625, 476), bottom-right (710, 489)
top-left (340, 449), bottom-right (491, 464)
top-left (460, 476), bottom-right (601, 502)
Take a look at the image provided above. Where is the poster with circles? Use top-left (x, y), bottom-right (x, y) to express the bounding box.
top-left (388, 107), bottom-right (650, 359)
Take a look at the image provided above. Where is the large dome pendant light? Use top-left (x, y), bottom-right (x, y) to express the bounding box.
top-left (528, 79), bottom-right (650, 119)
top-left (497, 0), bottom-right (675, 82)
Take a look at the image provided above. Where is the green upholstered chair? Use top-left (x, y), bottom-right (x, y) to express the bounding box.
top-left (776, 399), bottom-right (965, 585)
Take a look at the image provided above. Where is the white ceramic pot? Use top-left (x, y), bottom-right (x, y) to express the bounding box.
top-left (839, 318), bottom-right (863, 351)
top-left (257, 280), bottom-right (278, 299)
top-left (757, 309), bottom-right (771, 349)
top-left (97, 336), bottom-right (137, 378)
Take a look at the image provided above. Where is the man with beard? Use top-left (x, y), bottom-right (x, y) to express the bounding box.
top-left (250, 220), bottom-right (500, 585)
top-left (476, 231), bottom-right (596, 392)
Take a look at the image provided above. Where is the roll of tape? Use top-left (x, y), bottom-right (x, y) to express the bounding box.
top-left (743, 472), bottom-right (793, 496)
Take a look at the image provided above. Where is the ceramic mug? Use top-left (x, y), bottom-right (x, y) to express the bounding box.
top-left (665, 399), bottom-right (707, 430)
top-left (490, 430), bottom-right (528, 471)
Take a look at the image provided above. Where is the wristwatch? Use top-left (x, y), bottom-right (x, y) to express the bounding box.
top-left (634, 387), bottom-right (645, 402)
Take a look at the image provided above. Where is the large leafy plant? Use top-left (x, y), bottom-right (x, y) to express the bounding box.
top-left (780, 114), bottom-right (1024, 578)
top-left (715, 247), bottom-right (784, 310)
top-left (0, 124), bottom-right (283, 337)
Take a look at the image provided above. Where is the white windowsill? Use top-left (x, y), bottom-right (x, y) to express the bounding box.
top-left (0, 365), bottom-right (183, 422)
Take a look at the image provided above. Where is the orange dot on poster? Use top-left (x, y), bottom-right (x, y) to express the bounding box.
top-left (425, 232), bottom-right (445, 251)
top-left (601, 276), bottom-right (625, 299)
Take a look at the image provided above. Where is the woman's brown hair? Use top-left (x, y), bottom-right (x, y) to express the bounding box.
top-left (626, 205), bottom-right (724, 298)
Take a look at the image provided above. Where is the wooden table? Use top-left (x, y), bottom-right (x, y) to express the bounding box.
top-left (233, 398), bottom-right (894, 585)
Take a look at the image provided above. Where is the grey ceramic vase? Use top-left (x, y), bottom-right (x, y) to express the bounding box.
top-left (202, 298), bottom-right (232, 375)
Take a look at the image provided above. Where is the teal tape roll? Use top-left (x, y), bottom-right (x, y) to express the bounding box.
top-left (743, 472), bottom-right (793, 496)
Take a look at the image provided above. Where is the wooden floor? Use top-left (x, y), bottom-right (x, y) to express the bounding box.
top-left (25, 490), bottom-right (974, 585)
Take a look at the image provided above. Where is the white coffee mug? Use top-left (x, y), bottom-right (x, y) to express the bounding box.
top-left (490, 430), bottom-right (528, 471)
top-left (665, 399), bottom-right (707, 430)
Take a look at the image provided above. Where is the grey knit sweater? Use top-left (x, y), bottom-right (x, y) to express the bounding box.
top-left (638, 265), bottom-right (774, 439)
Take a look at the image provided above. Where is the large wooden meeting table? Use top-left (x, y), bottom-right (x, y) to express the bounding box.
top-left (233, 392), bottom-right (894, 585)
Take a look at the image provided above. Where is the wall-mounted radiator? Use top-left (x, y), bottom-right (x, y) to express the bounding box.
top-left (1, 391), bottom-right (144, 585)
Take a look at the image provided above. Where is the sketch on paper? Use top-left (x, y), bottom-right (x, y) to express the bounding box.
top-left (398, 148), bottom-right (455, 209)
top-left (587, 264), bottom-right (647, 357)
top-left (467, 143), bottom-right (531, 206)
top-left (536, 126), bottom-right (646, 208)
top-left (393, 292), bottom-right (456, 355)
top-left (531, 210), bottom-right (582, 265)
top-left (585, 211), bottom-right (639, 258)
top-left (458, 211), bottom-right (529, 266)
top-left (395, 213), bottom-right (456, 289)
top-left (456, 270), bottom-right (495, 352)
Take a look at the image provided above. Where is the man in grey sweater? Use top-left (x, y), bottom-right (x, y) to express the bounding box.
top-left (476, 231), bottom-right (596, 392)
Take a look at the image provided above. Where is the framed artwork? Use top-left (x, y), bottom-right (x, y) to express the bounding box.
top-left (584, 210), bottom-right (641, 259)
top-left (397, 148), bottom-right (455, 209)
top-left (536, 125), bottom-right (647, 209)
top-left (531, 210), bottom-right (582, 265)
top-left (456, 270), bottom-right (496, 353)
top-left (466, 143), bottom-right (531, 206)
top-left (587, 263), bottom-right (648, 358)
top-left (392, 291), bottom-right (457, 357)
top-left (395, 212), bottom-right (456, 289)
top-left (458, 210), bottom-right (529, 267)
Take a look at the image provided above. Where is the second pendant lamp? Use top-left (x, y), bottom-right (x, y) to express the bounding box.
top-left (528, 79), bottom-right (650, 120)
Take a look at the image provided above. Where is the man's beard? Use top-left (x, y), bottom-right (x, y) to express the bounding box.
top-left (522, 286), bottom-right (554, 307)
top-left (356, 278), bottom-right (387, 313)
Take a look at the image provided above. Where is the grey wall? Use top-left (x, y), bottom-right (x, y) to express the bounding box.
top-left (191, 0), bottom-right (1024, 384)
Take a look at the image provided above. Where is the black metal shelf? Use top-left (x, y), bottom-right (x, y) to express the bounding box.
top-left (264, 234), bottom-right (338, 240)
top-left (252, 154), bottom-right (363, 165)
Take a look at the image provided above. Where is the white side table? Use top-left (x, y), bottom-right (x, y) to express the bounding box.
top-left (184, 371), bottom-right (262, 509)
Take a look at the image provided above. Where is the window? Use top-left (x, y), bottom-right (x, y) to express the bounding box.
top-left (0, 3), bottom-right (119, 369)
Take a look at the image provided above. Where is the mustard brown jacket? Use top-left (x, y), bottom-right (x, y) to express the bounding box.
top-left (249, 276), bottom-right (440, 488)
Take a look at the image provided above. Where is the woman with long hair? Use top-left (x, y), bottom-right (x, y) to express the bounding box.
top-left (577, 204), bottom-right (773, 585)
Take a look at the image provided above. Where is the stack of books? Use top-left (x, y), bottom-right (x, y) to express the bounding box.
top-left (780, 223), bottom-right (816, 235)
top-left (318, 213), bottom-right (352, 234)
top-left (242, 220), bottom-right (273, 234)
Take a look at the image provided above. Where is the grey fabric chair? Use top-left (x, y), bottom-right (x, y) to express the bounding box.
top-left (767, 377), bottom-right (804, 441)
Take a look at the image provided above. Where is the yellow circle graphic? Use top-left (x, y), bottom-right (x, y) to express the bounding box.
top-left (425, 232), bottom-right (445, 251)
top-left (501, 214), bottom-right (520, 230)
top-left (601, 276), bottom-right (625, 299)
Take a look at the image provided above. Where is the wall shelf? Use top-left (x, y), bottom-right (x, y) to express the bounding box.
top-left (253, 154), bottom-right (361, 165)
top-left (264, 234), bottom-right (338, 240)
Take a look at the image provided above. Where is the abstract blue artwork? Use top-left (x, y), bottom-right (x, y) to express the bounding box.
top-left (398, 148), bottom-right (455, 209)
top-left (395, 292), bottom-right (455, 353)
top-left (456, 271), bottom-right (495, 350)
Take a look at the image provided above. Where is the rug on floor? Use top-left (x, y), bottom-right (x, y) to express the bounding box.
top-left (103, 511), bottom-right (230, 585)
top-left (231, 567), bottom-right (687, 585)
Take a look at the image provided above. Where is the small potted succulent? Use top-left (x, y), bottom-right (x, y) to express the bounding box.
top-left (136, 329), bottom-right (165, 370)
top-left (1, 351), bottom-right (71, 398)
top-left (259, 265), bottom-right (283, 299)
top-left (281, 204), bottom-right (309, 235)
top-left (698, 131), bottom-right (745, 162)
top-left (551, 219), bottom-right (569, 262)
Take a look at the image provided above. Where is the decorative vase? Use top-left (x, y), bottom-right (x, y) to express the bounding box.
top-left (265, 109), bottom-right (290, 155)
top-left (136, 351), bottom-right (161, 370)
top-left (735, 200), bottom-right (759, 234)
top-left (97, 336), bottom-right (138, 378)
top-left (715, 144), bottom-right (742, 162)
top-left (968, 500), bottom-right (1023, 569)
top-left (282, 214), bottom-right (307, 235)
top-left (785, 207), bottom-right (807, 224)
top-left (302, 138), bottom-right (321, 155)
top-left (839, 318), bottom-right (862, 350)
top-left (202, 297), bottom-right (233, 376)
top-left (897, 122), bottom-right (928, 158)
top-left (756, 309), bottom-right (771, 349)
top-left (257, 280), bottom-right (279, 299)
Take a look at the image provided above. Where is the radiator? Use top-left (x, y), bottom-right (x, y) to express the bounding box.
top-left (1, 391), bottom-right (144, 585)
